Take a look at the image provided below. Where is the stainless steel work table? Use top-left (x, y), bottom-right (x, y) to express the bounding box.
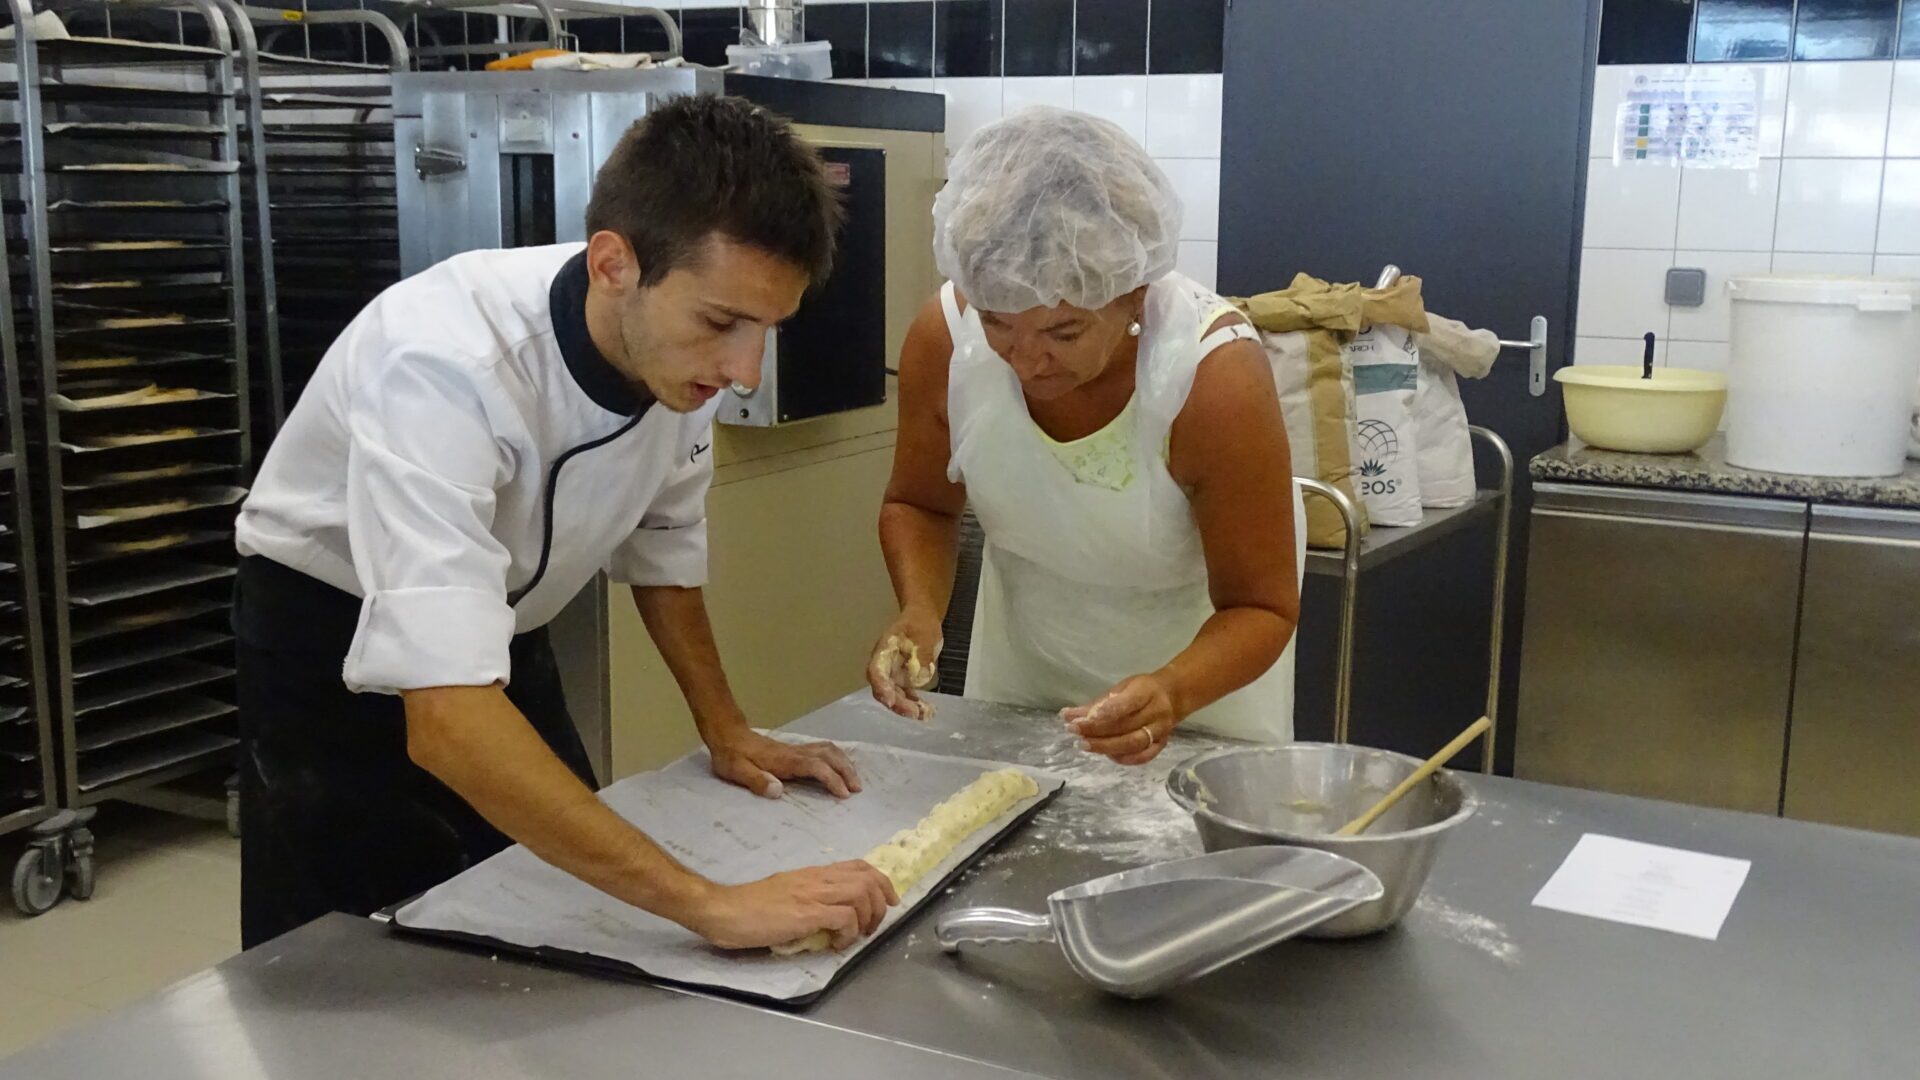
top-left (5, 694), bottom-right (1918, 1079)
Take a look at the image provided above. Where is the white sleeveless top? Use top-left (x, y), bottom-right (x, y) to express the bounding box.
top-left (943, 273), bottom-right (1305, 742)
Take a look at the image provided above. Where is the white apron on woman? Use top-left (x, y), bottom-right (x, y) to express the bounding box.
top-left (943, 273), bottom-right (1308, 742)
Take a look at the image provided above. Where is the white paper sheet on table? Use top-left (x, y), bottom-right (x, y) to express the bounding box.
top-left (1531, 833), bottom-right (1751, 941)
top-left (393, 737), bottom-right (1063, 1003)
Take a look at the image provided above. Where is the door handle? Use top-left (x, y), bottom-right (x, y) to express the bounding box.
top-left (413, 145), bottom-right (467, 181)
top-left (1496, 316), bottom-right (1549, 397)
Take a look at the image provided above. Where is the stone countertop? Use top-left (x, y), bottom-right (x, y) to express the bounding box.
top-left (1530, 434), bottom-right (1920, 510)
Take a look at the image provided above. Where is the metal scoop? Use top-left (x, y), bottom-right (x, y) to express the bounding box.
top-left (936, 847), bottom-right (1383, 998)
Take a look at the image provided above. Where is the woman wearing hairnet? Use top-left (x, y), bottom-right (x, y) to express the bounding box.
top-left (868, 107), bottom-right (1306, 764)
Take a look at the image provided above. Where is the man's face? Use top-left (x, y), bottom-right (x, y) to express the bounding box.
top-left (591, 231), bottom-right (811, 414)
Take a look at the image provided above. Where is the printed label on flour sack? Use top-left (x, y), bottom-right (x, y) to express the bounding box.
top-left (1345, 327), bottom-right (1424, 526)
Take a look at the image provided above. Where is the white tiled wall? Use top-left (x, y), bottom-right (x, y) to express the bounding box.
top-left (1578, 60), bottom-right (1920, 374)
top-left (1073, 75), bottom-right (1150, 147)
top-left (838, 72), bottom-right (1227, 289)
top-left (673, 0), bottom-right (1226, 285)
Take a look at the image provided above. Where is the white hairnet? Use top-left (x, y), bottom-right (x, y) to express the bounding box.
top-left (933, 106), bottom-right (1183, 313)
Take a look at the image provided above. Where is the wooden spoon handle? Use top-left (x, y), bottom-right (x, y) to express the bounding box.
top-left (1335, 717), bottom-right (1493, 837)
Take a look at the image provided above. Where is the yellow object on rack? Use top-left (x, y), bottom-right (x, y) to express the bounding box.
top-left (485, 49), bottom-right (571, 71)
top-left (93, 532), bottom-right (189, 556)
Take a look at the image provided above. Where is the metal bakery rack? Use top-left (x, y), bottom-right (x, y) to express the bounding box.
top-left (0, 0), bottom-right (695, 914)
top-left (232, 0), bottom-right (680, 437)
top-left (0, 150), bottom-right (63, 915)
top-left (221, 1), bottom-right (405, 435)
top-left (400, 0), bottom-right (680, 68)
top-left (3, 0), bottom-right (252, 911)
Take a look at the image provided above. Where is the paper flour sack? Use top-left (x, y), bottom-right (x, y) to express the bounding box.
top-left (1412, 362), bottom-right (1475, 508)
top-left (1412, 315), bottom-right (1500, 508)
top-left (1345, 324), bottom-right (1423, 526)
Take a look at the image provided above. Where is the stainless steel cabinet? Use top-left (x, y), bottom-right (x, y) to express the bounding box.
top-left (1783, 506), bottom-right (1920, 835)
top-left (1515, 485), bottom-right (1805, 813)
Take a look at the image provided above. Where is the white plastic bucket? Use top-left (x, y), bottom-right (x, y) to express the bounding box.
top-left (1726, 275), bottom-right (1920, 477)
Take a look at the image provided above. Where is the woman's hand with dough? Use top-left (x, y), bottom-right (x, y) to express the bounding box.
top-left (684, 861), bottom-right (898, 950)
top-left (1062, 674), bottom-right (1181, 766)
top-left (866, 611), bottom-right (943, 722)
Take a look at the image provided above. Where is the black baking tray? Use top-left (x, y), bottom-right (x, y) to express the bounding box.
top-left (76, 730), bottom-right (235, 794)
top-left (375, 782), bottom-right (1061, 1010)
top-left (68, 595), bottom-right (229, 642)
top-left (74, 694), bottom-right (235, 753)
top-left (71, 657), bottom-right (231, 715)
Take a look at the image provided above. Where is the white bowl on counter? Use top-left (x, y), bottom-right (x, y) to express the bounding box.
top-left (1554, 365), bottom-right (1728, 454)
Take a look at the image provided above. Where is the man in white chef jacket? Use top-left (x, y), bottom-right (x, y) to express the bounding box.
top-left (231, 95), bottom-right (896, 949)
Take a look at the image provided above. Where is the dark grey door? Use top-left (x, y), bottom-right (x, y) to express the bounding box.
top-left (1219, 0), bottom-right (1600, 769)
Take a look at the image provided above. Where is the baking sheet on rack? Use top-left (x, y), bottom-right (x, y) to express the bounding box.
top-left (70, 485), bottom-right (247, 529)
top-left (393, 737), bottom-right (1063, 1004)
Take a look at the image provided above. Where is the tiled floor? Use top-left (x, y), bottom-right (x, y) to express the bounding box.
top-left (0, 806), bottom-right (240, 1058)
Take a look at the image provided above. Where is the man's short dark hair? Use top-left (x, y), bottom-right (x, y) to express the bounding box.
top-left (585, 94), bottom-right (843, 288)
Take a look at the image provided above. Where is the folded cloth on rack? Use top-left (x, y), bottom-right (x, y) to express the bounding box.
top-left (536, 52), bottom-right (683, 71)
top-left (1416, 314), bottom-right (1500, 378)
top-left (0, 10), bottom-right (69, 41)
top-left (1233, 272), bottom-right (1429, 546)
top-left (1413, 313), bottom-right (1500, 509)
top-left (484, 49), bottom-right (572, 70)
top-left (487, 50), bottom-right (678, 72)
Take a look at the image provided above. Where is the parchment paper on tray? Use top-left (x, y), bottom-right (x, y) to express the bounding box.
top-left (393, 738), bottom-right (1063, 1004)
top-left (55, 140), bottom-right (240, 173)
top-left (69, 484), bottom-right (246, 529)
top-left (56, 383), bottom-right (228, 411)
top-left (60, 426), bottom-right (239, 452)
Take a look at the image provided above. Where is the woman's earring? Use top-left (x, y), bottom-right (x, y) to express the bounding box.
top-left (1127, 320), bottom-right (1142, 337)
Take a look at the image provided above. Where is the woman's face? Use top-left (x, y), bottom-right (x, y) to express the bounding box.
top-left (977, 289), bottom-right (1144, 401)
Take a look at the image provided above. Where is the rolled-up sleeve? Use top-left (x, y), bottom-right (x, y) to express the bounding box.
top-left (341, 350), bottom-right (519, 694)
top-left (606, 441), bottom-right (714, 588)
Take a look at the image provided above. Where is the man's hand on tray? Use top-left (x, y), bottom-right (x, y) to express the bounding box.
top-left (678, 861), bottom-right (900, 951)
top-left (708, 727), bottom-right (864, 800)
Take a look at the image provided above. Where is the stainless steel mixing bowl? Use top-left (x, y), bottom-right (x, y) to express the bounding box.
top-left (1165, 743), bottom-right (1478, 937)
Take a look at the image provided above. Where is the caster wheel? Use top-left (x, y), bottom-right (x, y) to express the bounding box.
top-left (11, 845), bottom-right (62, 916)
top-left (65, 852), bottom-right (96, 901)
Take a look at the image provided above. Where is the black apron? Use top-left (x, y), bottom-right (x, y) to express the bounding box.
top-left (233, 555), bottom-right (594, 948)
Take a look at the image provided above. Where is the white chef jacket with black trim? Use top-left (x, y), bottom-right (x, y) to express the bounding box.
top-left (235, 242), bottom-right (720, 695)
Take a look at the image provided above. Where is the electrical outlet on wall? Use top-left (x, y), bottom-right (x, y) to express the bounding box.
top-left (1665, 267), bottom-right (1707, 307)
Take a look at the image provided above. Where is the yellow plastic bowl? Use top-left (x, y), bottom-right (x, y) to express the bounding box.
top-left (1554, 365), bottom-right (1728, 454)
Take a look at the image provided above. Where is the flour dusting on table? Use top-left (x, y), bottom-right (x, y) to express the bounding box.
top-left (1410, 892), bottom-right (1521, 966)
top-left (964, 702), bottom-right (1239, 866)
